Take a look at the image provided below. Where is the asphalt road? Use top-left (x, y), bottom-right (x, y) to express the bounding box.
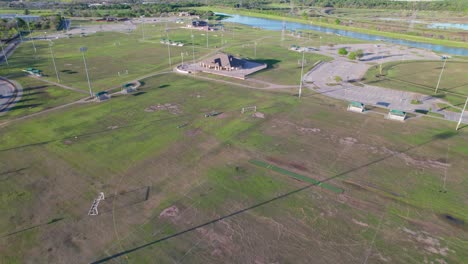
top-left (0, 78), bottom-right (20, 113)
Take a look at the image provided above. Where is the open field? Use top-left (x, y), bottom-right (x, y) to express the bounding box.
top-left (363, 60), bottom-right (468, 106)
top-left (1, 21), bottom-right (342, 93)
top-left (0, 72), bottom-right (467, 263)
top-left (0, 76), bottom-right (84, 121)
top-left (1, 16), bottom-right (468, 264)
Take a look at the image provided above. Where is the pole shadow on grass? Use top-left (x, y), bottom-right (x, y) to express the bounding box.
top-left (0, 167), bottom-right (28, 181)
top-left (0, 217), bottom-right (64, 239)
top-left (90, 131), bottom-right (457, 264)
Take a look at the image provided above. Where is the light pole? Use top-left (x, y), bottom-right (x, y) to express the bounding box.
top-left (435, 58), bottom-right (447, 94)
top-left (181, 52), bottom-right (184, 66)
top-left (80, 47), bottom-right (93, 97)
top-left (206, 28), bottom-right (209, 48)
top-left (298, 50), bottom-right (305, 99)
top-left (26, 20), bottom-right (36, 53)
top-left (166, 30), bottom-right (172, 67)
top-left (1, 43), bottom-right (9, 66)
top-left (379, 48), bottom-right (383, 75)
top-left (191, 28), bottom-right (195, 64)
top-left (456, 96), bottom-right (468, 131)
top-left (254, 42), bottom-right (257, 58)
top-left (49, 41), bottom-right (60, 83)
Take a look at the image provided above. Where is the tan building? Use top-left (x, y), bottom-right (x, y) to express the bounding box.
top-left (199, 53), bottom-right (244, 71)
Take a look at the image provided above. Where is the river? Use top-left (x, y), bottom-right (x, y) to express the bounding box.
top-left (219, 13), bottom-right (468, 56)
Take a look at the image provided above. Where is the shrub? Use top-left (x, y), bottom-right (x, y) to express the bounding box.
top-left (338, 48), bottom-right (348, 55)
top-left (355, 49), bottom-right (364, 60)
top-left (348, 51), bottom-right (357, 60)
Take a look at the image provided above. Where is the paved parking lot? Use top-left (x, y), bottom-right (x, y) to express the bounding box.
top-left (304, 43), bottom-right (468, 123)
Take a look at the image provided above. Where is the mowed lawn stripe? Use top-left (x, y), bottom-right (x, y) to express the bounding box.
top-left (249, 160), bottom-right (344, 193)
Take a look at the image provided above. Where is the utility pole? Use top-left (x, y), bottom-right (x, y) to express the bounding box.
top-left (26, 20), bottom-right (36, 53)
top-left (281, 20), bottom-right (285, 43)
top-left (49, 41), bottom-right (60, 83)
top-left (1, 43), bottom-right (9, 66)
top-left (181, 52), bottom-right (184, 66)
top-left (456, 96), bottom-right (468, 131)
top-left (435, 58), bottom-right (447, 94)
top-left (166, 30), bottom-right (172, 67)
top-left (191, 28), bottom-right (195, 64)
top-left (254, 42), bottom-right (257, 58)
top-left (298, 50), bottom-right (305, 99)
top-left (206, 28), bottom-right (209, 48)
top-left (80, 47), bottom-right (93, 97)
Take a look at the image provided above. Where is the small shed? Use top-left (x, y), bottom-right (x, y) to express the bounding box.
top-left (95, 91), bottom-right (110, 102)
top-left (121, 83), bottom-right (137, 94)
top-left (387, 109), bottom-right (406, 121)
top-left (347, 101), bottom-right (365, 113)
top-left (23, 68), bottom-right (42, 77)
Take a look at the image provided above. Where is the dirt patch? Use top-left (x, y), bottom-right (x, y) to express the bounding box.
top-left (185, 128), bottom-right (201, 137)
top-left (273, 119), bottom-right (320, 134)
top-left (159, 205), bottom-right (179, 219)
top-left (402, 228), bottom-right (450, 256)
top-left (289, 162), bottom-right (308, 171)
top-left (339, 137), bottom-right (358, 145)
top-left (351, 218), bottom-right (369, 227)
top-left (337, 194), bottom-right (382, 214)
top-left (63, 140), bottom-right (73, 145)
top-left (144, 103), bottom-right (181, 114)
top-left (380, 147), bottom-right (450, 170)
top-left (107, 125), bottom-right (119, 130)
top-left (297, 127), bottom-right (320, 133)
top-left (266, 156), bottom-right (308, 172)
top-left (216, 113), bottom-right (228, 119)
top-left (196, 224), bottom-right (238, 258)
top-left (252, 112), bottom-right (265, 118)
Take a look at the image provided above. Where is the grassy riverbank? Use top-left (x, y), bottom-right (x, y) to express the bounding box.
top-left (194, 6), bottom-right (468, 50)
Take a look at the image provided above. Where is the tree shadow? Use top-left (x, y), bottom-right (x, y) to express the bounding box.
top-left (23, 85), bottom-right (48, 92)
top-left (132, 91), bottom-right (146, 96)
top-left (61, 69), bottom-right (78, 74)
top-left (1, 103), bottom-right (41, 112)
top-left (22, 91), bottom-right (45, 97)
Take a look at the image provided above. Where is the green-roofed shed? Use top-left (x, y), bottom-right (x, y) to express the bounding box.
top-left (387, 109), bottom-right (407, 121)
top-left (347, 101), bottom-right (365, 113)
top-left (95, 91), bottom-right (111, 102)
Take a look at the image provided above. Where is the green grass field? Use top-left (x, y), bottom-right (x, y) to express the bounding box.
top-left (0, 72), bottom-right (467, 263)
top-left (0, 76), bottom-right (84, 121)
top-left (363, 60), bottom-right (468, 106)
top-left (0, 19), bottom-right (467, 264)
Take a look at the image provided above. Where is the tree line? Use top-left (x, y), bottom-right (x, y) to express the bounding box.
top-left (0, 15), bottom-right (63, 40)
